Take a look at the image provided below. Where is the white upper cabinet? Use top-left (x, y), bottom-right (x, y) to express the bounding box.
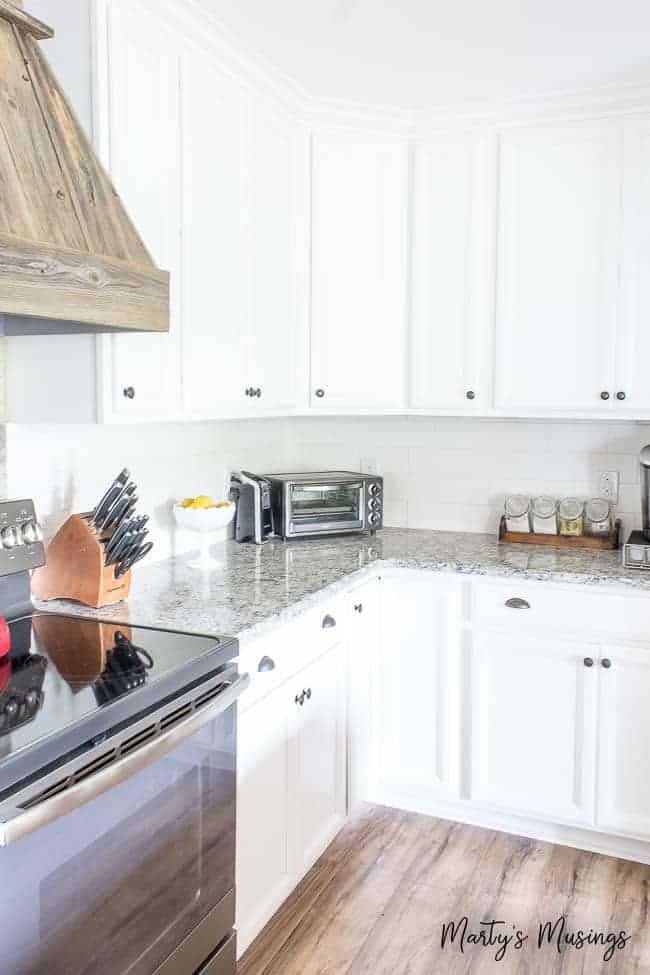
top-left (180, 49), bottom-right (249, 418)
top-left (495, 120), bottom-right (622, 413)
top-left (616, 117), bottom-right (650, 414)
top-left (410, 135), bottom-right (496, 411)
top-left (310, 133), bottom-right (409, 411)
top-left (248, 97), bottom-right (303, 412)
top-left (98, 0), bottom-right (182, 422)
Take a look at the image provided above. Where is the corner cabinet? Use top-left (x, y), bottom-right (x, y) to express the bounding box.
top-left (371, 572), bottom-right (463, 805)
top-left (410, 135), bottom-right (496, 412)
top-left (310, 133), bottom-right (409, 411)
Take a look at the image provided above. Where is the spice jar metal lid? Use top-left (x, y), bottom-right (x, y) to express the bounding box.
top-left (585, 498), bottom-right (611, 523)
top-left (559, 497), bottom-right (584, 520)
top-left (505, 494), bottom-right (530, 519)
top-left (532, 496), bottom-right (558, 518)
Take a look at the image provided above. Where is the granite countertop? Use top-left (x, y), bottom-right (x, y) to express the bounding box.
top-left (35, 528), bottom-right (650, 643)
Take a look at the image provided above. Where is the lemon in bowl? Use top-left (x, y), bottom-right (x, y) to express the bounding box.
top-left (173, 496), bottom-right (236, 570)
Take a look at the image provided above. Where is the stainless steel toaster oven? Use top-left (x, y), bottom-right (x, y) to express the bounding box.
top-left (266, 472), bottom-right (384, 539)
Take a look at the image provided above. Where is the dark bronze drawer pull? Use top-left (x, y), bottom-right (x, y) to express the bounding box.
top-left (505, 598), bottom-right (531, 610)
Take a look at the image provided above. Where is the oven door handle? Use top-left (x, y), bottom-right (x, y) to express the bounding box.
top-left (0, 672), bottom-right (250, 848)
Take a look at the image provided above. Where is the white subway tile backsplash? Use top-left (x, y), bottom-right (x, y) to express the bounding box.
top-left (282, 417), bottom-right (649, 536)
top-left (5, 415), bottom-right (647, 558)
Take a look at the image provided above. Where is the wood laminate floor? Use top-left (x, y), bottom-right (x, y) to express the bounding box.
top-left (239, 805), bottom-right (650, 975)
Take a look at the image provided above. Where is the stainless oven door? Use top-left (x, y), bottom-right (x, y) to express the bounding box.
top-left (287, 481), bottom-right (364, 535)
top-left (0, 670), bottom-right (249, 975)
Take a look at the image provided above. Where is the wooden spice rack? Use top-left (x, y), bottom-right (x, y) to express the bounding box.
top-left (31, 513), bottom-right (132, 609)
top-left (498, 515), bottom-right (621, 551)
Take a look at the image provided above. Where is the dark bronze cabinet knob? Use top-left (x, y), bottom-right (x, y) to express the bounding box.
top-left (584, 657), bottom-right (594, 668)
top-left (616, 391), bottom-right (626, 402)
top-left (354, 604), bottom-right (363, 613)
top-left (466, 390), bottom-right (476, 401)
top-left (123, 386), bottom-right (135, 400)
top-left (315, 389), bottom-right (325, 399)
top-left (256, 388), bottom-right (262, 398)
top-left (600, 391), bottom-right (610, 401)
top-left (602, 658), bottom-right (612, 669)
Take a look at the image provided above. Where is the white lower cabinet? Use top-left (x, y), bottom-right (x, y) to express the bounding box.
top-left (237, 684), bottom-right (292, 953)
top-left (372, 573), bottom-right (462, 804)
top-left (596, 644), bottom-right (650, 840)
top-left (469, 631), bottom-right (598, 826)
top-left (236, 635), bottom-right (346, 956)
top-left (238, 572), bottom-right (650, 957)
top-left (289, 644), bottom-right (347, 873)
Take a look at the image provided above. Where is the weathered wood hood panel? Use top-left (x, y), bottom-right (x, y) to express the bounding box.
top-left (0, 1), bottom-right (170, 333)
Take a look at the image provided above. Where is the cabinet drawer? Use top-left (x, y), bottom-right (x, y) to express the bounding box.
top-left (471, 578), bottom-right (650, 643)
top-left (238, 598), bottom-right (345, 711)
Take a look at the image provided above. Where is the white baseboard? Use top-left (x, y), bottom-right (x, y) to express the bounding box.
top-left (368, 789), bottom-right (650, 865)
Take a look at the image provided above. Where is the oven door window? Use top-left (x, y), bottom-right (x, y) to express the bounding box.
top-left (0, 711), bottom-right (235, 975)
top-left (289, 482), bottom-right (364, 533)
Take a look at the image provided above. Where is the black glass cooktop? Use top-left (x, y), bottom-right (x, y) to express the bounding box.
top-left (0, 613), bottom-right (238, 794)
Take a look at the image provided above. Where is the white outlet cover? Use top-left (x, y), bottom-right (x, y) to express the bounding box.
top-left (599, 471), bottom-right (620, 504)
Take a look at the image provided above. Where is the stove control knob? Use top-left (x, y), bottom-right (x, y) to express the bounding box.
top-left (1, 527), bottom-right (19, 549)
top-left (21, 521), bottom-right (43, 545)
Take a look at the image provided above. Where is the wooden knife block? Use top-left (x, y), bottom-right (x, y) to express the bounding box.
top-left (32, 514), bottom-right (132, 609)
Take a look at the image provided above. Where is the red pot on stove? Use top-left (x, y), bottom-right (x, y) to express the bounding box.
top-left (0, 616), bottom-right (11, 660)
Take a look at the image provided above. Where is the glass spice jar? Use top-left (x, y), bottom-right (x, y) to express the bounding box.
top-left (558, 498), bottom-right (585, 537)
top-left (584, 498), bottom-right (612, 537)
top-left (504, 495), bottom-right (531, 533)
top-left (531, 496), bottom-right (559, 535)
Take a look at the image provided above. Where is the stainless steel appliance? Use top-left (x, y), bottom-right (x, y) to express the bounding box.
top-left (267, 472), bottom-right (384, 539)
top-left (230, 471), bottom-right (275, 544)
top-left (0, 500), bottom-right (248, 975)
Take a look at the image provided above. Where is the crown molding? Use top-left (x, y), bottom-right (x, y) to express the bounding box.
top-left (100, 0), bottom-right (650, 135)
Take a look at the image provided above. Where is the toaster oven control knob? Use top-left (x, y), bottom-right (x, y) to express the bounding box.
top-left (370, 498), bottom-right (381, 511)
top-left (1, 526), bottom-right (19, 549)
top-left (21, 521), bottom-right (40, 545)
top-left (369, 483), bottom-right (381, 497)
top-left (369, 512), bottom-right (381, 527)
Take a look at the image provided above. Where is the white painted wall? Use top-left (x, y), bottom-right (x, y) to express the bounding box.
top-left (285, 416), bottom-right (650, 537)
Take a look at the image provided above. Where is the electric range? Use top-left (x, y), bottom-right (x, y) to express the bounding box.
top-left (0, 499), bottom-right (247, 975)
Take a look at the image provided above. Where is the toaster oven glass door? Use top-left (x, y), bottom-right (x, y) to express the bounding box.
top-left (288, 482), bottom-right (364, 534)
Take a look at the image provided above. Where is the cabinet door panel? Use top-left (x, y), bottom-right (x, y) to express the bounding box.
top-left (347, 581), bottom-right (380, 809)
top-left (597, 644), bottom-right (650, 839)
top-left (237, 687), bottom-right (292, 955)
top-left (470, 632), bottom-right (598, 825)
top-left (374, 575), bottom-right (461, 800)
top-left (311, 135), bottom-right (408, 410)
top-left (249, 99), bottom-right (300, 412)
top-left (181, 51), bottom-right (248, 417)
top-left (411, 136), bottom-right (495, 411)
top-left (101, 0), bottom-right (182, 420)
top-left (495, 121), bottom-right (621, 412)
top-left (290, 644), bottom-right (346, 872)
top-left (617, 118), bottom-right (650, 413)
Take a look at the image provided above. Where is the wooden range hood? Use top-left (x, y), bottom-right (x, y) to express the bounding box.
top-left (0, 0), bottom-right (169, 334)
